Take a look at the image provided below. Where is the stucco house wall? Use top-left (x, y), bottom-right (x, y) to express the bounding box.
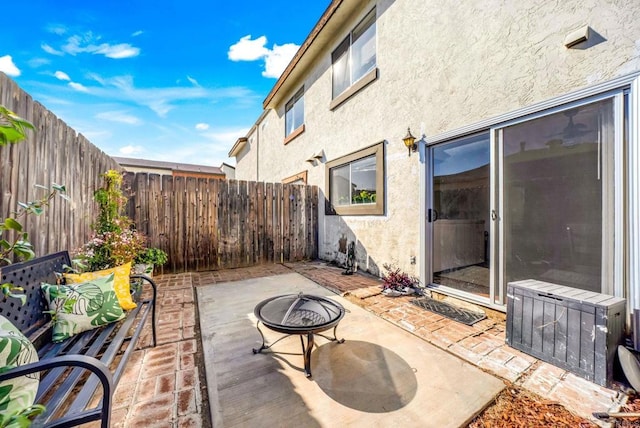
top-left (232, 0), bottom-right (640, 285)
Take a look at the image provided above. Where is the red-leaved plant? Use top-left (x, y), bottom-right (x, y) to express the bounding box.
top-left (381, 263), bottom-right (418, 291)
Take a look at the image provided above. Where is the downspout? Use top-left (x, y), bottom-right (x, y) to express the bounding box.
top-left (256, 119), bottom-right (260, 181)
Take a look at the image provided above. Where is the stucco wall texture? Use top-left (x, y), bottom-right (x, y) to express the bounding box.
top-left (233, 0), bottom-right (640, 278)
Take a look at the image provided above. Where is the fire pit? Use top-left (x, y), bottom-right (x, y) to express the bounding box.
top-left (252, 292), bottom-right (345, 377)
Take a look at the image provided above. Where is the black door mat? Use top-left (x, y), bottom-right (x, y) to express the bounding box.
top-left (410, 297), bottom-right (486, 326)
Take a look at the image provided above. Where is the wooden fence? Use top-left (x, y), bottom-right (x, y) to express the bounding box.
top-left (0, 73), bottom-right (120, 257)
top-left (1, 73), bottom-right (319, 271)
top-left (123, 173), bottom-right (319, 272)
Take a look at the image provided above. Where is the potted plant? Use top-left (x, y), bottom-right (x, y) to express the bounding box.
top-left (381, 263), bottom-right (418, 297)
top-left (133, 247), bottom-right (168, 277)
top-left (72, 170), bottom-right (145, 270)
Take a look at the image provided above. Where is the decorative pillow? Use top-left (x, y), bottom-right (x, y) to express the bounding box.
top-left (64, 262), bottom-right (137, 310)
top-left (0, 315), bottom-right (39, 415)
top-left (41, 273), bottom-right (125, 343)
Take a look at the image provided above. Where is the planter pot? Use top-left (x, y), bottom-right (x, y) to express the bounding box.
top-left (382, 287), bottom-right (415, 297)
top-left (133, 263), bottom-right (154, 277)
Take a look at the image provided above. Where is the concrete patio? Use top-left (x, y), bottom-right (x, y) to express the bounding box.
top-left (198, 272), bottom-right (504, 427)
top-left (99, 261), bottom-right (626, 427)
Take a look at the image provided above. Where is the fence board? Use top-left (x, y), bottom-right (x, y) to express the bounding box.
top-left (122, 174), bottom-right (318, 272)
top-left (0, 73), bottom-right (120, 260)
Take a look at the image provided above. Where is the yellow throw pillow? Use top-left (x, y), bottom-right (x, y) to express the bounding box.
top-left (64, 262), bottom-right (137, 310)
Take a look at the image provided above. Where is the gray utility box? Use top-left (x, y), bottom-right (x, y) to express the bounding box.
top-left (506, 279), bottom-right (626, 387)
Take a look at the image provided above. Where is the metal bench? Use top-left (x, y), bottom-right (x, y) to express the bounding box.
top-left (0, 251), bottom-right (157, 427)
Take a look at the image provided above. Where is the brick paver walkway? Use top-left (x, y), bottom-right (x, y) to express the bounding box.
top-left (102, 261), bottom-right (624, 427)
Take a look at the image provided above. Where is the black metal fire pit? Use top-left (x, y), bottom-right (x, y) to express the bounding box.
top-left (252, 292), bottom-right (345, 377)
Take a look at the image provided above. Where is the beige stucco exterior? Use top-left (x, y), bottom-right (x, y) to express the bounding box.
top-left (232, 0), bottom-right (640, 300)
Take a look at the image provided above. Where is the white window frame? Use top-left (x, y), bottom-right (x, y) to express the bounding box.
top-left (419, 71), bottom-right (640, 312)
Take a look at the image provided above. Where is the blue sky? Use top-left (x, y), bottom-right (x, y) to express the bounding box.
top-left (0, 1), bottom-right (329, 167)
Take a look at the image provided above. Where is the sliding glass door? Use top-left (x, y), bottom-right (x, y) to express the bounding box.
top-left (427, 95), bottom-right (619, 305)
top-left (430, 133), bottom-right (492, 299)
top-left (501, 98), bottom-right (614, 293)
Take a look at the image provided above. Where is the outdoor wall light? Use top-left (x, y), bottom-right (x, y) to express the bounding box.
top-left (306, 150), bottom-right (325, 165)
top-left (564, 25), bottom-right (590, 48)
top-left (403, 127), bottom-right (417, 156)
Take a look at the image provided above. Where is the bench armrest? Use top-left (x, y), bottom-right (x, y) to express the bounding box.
top-left (0, 354), bottom-right (114, 428)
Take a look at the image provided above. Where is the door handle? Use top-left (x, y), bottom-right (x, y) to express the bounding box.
top-left (428, 209), bottom-right (439, 222)
top-left (491, 210), bottom-right (498, 221)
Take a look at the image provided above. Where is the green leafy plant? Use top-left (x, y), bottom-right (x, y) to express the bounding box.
top-left (74, 170), bottom-right (146, 271)
top-left (0, 106), bottom-right (34, 147)
top-left (92, 170), bottom-right (128, 234)
top-left (0, 106), bottom-right (53, 425)
top-left (0, 106), bottom-right (68, 303)
top-left (134, 247), bottom-right (168, 266)
top-left (0, 404), bottom-right (46, 428)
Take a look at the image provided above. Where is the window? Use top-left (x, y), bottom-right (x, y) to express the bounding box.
top-left (285, 87), bottom-right (304, 140)
top-left (283, 170), bottom-right (307, 185)
top-left (326, 142), bottom-right (384, 215)
top-left (501, 98), bottom-right (615, 294)
top-left (331, 8), bottom-right (376, 99)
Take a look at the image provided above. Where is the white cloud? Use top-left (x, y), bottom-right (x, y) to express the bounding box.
top-left (46, 24), bottom-right (68, 35)
top-left (228, 35), bottom-right (269, 61)
top-left (81, 73), bottom-right (254, 118)
top-left (95, 111), bottom-right (142, 125)
top-left (263, 43), bottom-right (299, 78)
top-left (187, 76), bottom-right (200, 87)
top-left (119, 145), bottom-right (145, 155)
top-left (28, 58), bottom-right (50, 68)
top-left (50, 32), bottom-right (140, 59)
top-left (195, 123), bottom-right (210, 131)
top-left (68, 81), bottom-right (90, 93)
top-left (0, 55), bottom-right (20, 76)
top-left (54, 70), bottom-right (71, 81)
top-left (228, 35), bottom-right (299, 79)
top-left (132, 30), bottom-right (144, 37)
top-left (94, 43), bottom-right (140, 59)
top-left (41, 43), bottom-right (64, 56)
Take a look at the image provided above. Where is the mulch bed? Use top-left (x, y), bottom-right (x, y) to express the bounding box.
top-left (615, 393), bottom-right (640, 427)
top-left (468, 384), bottom-right (597, 427)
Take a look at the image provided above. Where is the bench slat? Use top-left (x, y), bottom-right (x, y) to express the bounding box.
top-left (0, 251), bottom-right (157, 427)
top-left (67, 299), bottom-right (153, 415)
top-left (36, 323), bottom-right (121, 423)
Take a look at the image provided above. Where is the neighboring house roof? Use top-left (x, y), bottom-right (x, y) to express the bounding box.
top-left (221, 162), bottom-right (235, 170)
top-left (113, 156), bottom-right (224, 175)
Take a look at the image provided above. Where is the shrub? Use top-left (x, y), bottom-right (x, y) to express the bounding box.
top-left (381, 263), bottom-right (418, 291)
top-left (135, 247), bottom-right (168, 266)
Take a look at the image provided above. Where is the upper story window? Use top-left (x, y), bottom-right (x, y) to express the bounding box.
top-left (331, 7), bottom-right (376, 99)
top-left (285, 87), bottom-right (304, 137)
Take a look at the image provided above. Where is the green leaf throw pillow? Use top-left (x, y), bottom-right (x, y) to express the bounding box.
top-left (0, 315), bottom-right (39, 416)
top-left (41, 273), bottom-right (125, 343)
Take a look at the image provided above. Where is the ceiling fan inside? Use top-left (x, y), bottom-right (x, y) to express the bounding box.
top-left (545, 108), bottom-right (593, 146)
top-left (561, 109), bottom-right (591, 139)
